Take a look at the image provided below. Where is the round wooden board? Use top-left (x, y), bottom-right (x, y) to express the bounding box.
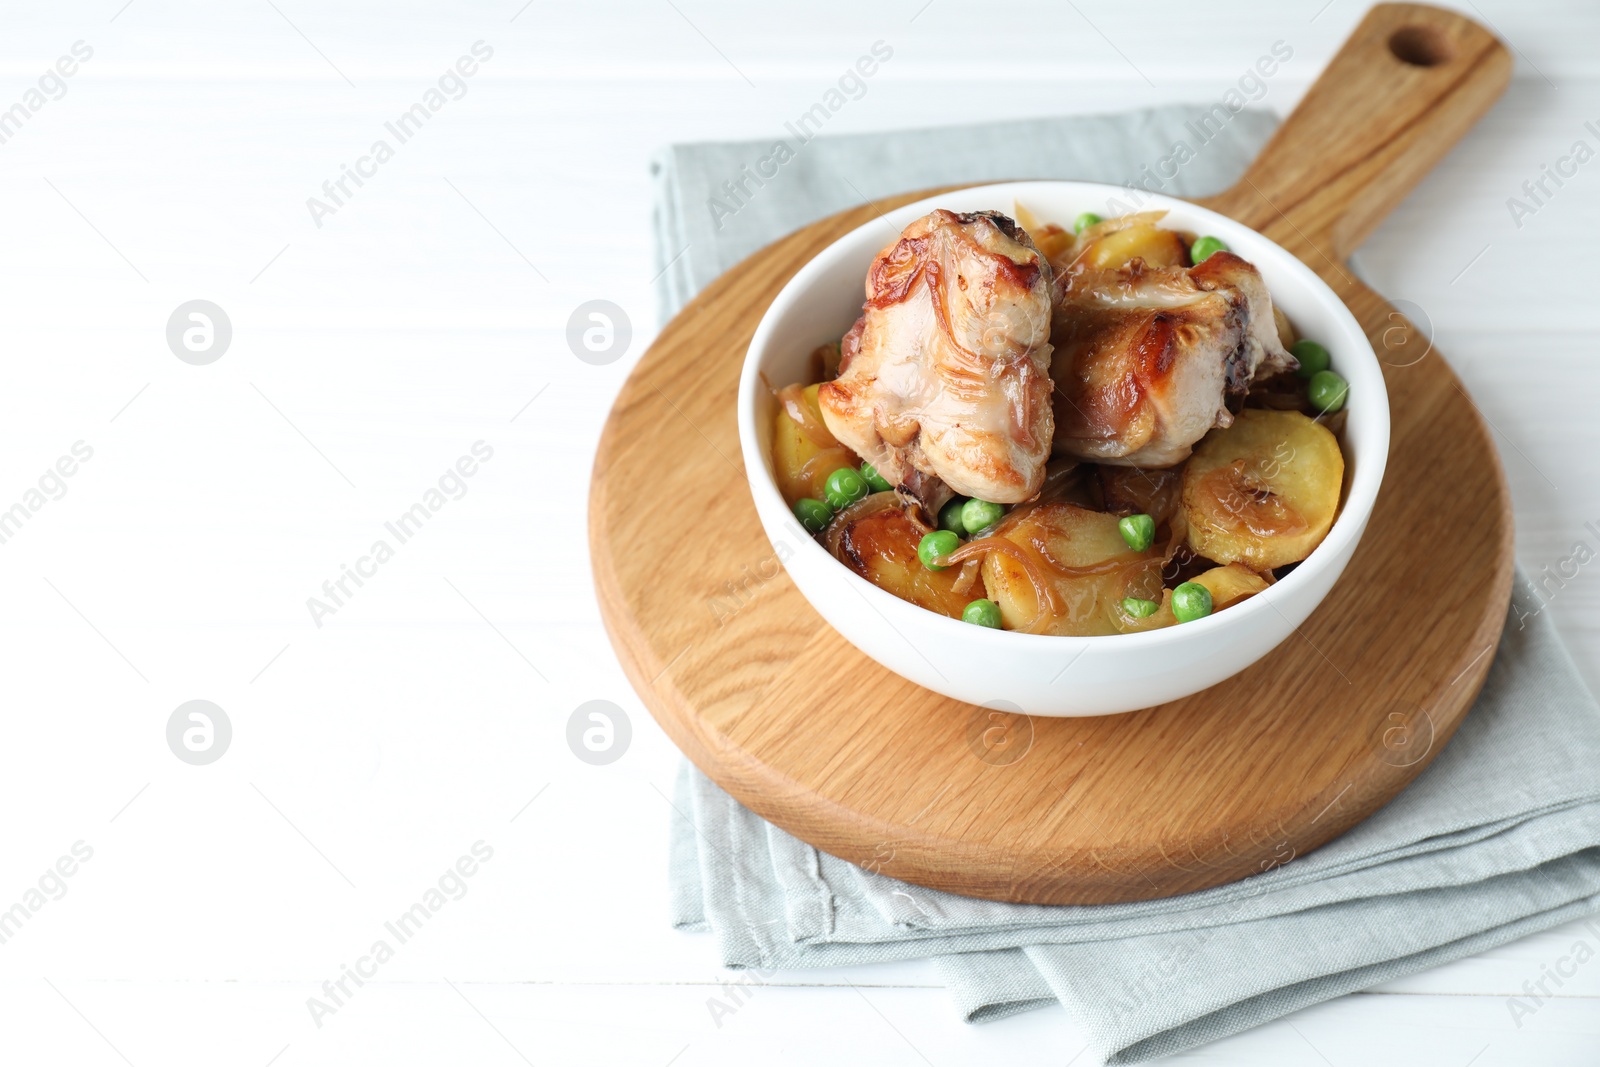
top-left (591, 5), bottom-right (1516, 904)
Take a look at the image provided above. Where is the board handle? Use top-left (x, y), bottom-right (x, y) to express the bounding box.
top-left (1209, 3), bottom-right (1510, 265)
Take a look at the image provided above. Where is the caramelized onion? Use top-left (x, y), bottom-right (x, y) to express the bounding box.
top-left (1023, 532), bottom-right (1153, 578)
top-left (936, 520), bottom-right (1178, 634)
top-left (775, 382), bottom-right (839, 449)
top-left (941, 537), bottom-right (1060, 622)
top-left (822, 491), bottom-right (901, 557)
top-left (797, 446), bottom-right (857, 499)
top-left (950, 558), bottom-right (983, 597)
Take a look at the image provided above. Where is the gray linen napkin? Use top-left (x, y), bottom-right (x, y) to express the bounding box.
top-left (651, 107), bottom-right (1600, 1064)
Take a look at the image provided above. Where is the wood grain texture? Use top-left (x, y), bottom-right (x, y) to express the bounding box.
top-left (590, 4), bottom-right (1517, 904)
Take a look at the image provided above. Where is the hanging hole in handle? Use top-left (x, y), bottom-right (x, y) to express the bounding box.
top-left (1389, 26), bottom-right (1453, 67)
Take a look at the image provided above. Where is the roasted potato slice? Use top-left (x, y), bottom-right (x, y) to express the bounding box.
top-left (833, 503), bottom-right (976, 618)
top-left (1181, 409), bottom-right (1343, 570)
top-left (1034, 227), bottom-right (1075, 263)
top-left (773, 382), bottom-right (855, 504)
top-left (1193, 563), bottom-right (1270, 609)
top-left (1080, 223), bottom-right (1188, 270)
top-left (1117, 588), bottom-right (1176, 633)
top-left (981, 503), bottom-right (1164, 636)
top-left (1273, 305), bottom-right (1297, 351)
top-left (1112, 563), bottom-right (1269, 634)
top-left (1011, 202), bottom-right (1076, 262)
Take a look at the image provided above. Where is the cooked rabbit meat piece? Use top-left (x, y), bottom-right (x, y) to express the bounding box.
top-left (818, 209), bottom-right (1055, 504)
top-left (1050, 251), bottom-right (1295, 468)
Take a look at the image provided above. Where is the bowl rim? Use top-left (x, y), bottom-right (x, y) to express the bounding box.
top-left (736, 179), bottom-right (1391, 651)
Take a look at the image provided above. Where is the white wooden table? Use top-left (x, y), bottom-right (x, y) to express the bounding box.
top-left (0, 1), bottom-right (1595, 1063)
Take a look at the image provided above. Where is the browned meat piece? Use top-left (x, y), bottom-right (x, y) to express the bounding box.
top-left (819, 209), bottom-right (1055, 503)
top-left (1051, 251), bottom-right (1294, 468)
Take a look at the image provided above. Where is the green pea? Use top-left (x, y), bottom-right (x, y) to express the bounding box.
top-left (962, 599), bottom-right (1002, 628)
top-left (961, 498), bottom-right (1005, 534)
top-left (918, 529), bottom-right (960, 571)
top-left (1172, 582), bottom-right (1213, 623)
top-left (793, 498), bottom-right (832, 533)
top-left (1190, 235), bottom-right (1228, 264)
top-left (823, 467), bottom-right (869, 510)
top-left (1292, 339), bottom-right (1331, 379)
top-left (1121, 596), bottom-right (1159, 619)
top-left (938, 497), bottom-right (969, 536)
top-left (1308, 370), bottom-right (1349, 414)
top-left (1118, 513), bottom-right (1155, 552)
top-left (860, 462), bottom-right (893, 493)
top-left (1073, 211), bottom-right (1103, 234)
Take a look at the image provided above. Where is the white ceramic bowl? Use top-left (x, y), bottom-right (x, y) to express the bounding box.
top-left (737, 181), bottom-right (1389, 716)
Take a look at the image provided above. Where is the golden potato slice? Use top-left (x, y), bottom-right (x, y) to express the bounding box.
top-left (1181, 409), bottom-right (1343, 570)
top-left (1273, 305), bottom-right (1297, 351)
top-left (1032, 225), bottom-right (1075, 263)
top-left (1080, 223), bottom-right (1187, 270)
top-left (1192, 563), bottom-right (1271, 609)
top-left (1117, 588), bottom-right (1176, 634)
top-left (1012, 203), bottom-right (1075, 263)
top-left (981, 503), bottom-right (1164, 636)
top-left (1111, 563), bottom-right (1268, 634)
top-left (773, 383), bottom-right (855, 504)
top-left (834, 505), bottom-right (976, 618)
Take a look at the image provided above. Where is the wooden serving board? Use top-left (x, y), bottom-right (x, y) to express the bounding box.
top-left (590, 3), bottom-right (1516, 904)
